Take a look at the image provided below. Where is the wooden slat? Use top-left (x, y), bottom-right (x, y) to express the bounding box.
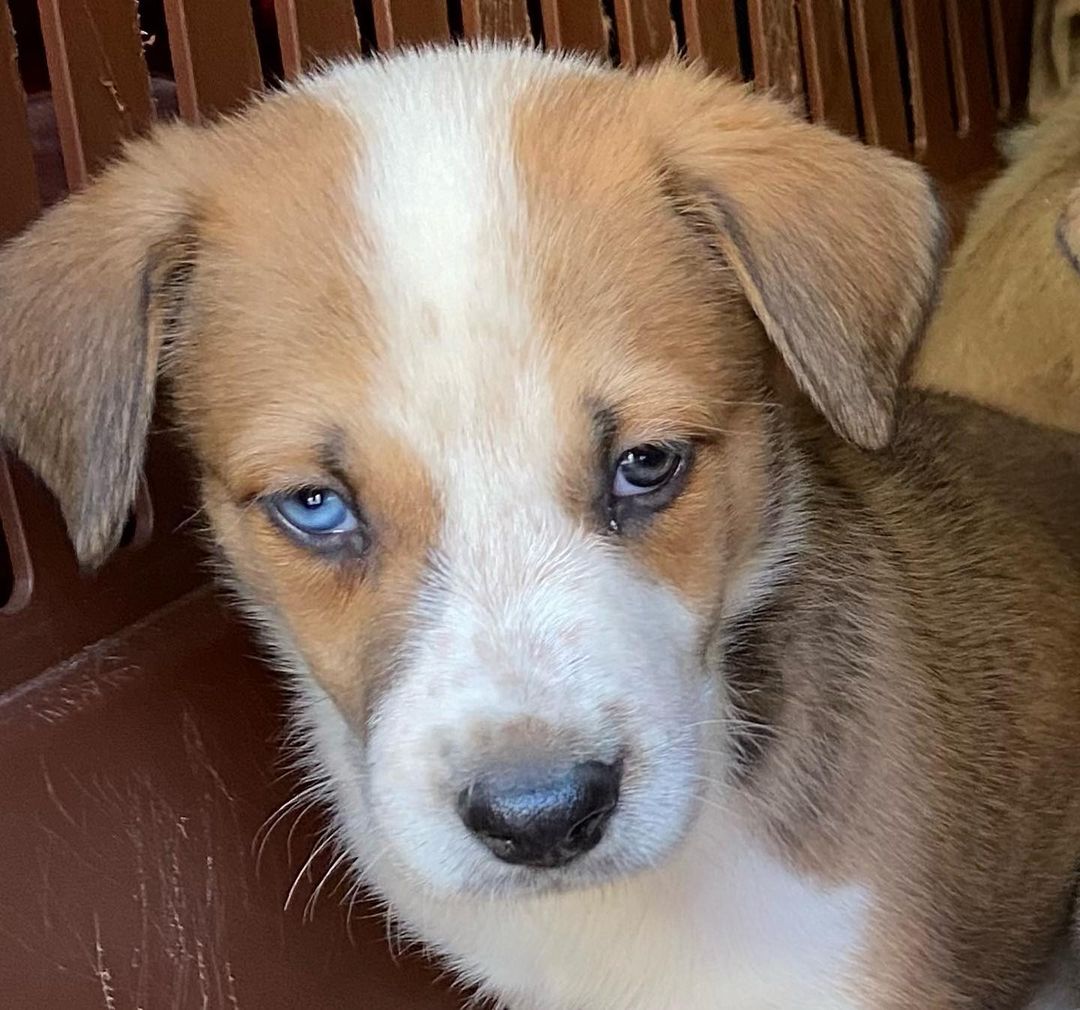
top-left (372, 0), bottom-right (450, 48)
top-left (900, 0), bottom-right (957, 163)
top-left (901, 0), bottom-right (998, 181)
top-left (945, 0), bottom-right (996, 139)
top-left (848, 0), bottom-right (910, 155)
top-left (746, 0), bottom-right (804, 104)
top-left (682, 0), bottom-right (743, 78)
top-left (988, 0), bottom-right (1034, 119)
top-left (461, 0), bottom-right (532, 41)
top-left (0, 457), bottom-right (33, 616)
top-left (36, 0), bottom-right (154, 187)
top-left (613, 0), bottom-right (676, 65)
top-left (539, 0), bottom-right (608, 54)
top-left (798, 0), bottom-right (858, 135)
top-left (274, 0), bottom-right (362, 79)
top-left (163, 0), bottom-right (263, 122)
top-left (0, 0), bottom-right (40, 236)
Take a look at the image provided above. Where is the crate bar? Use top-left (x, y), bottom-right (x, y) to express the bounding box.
top-left (274, 0), bottom-right (362, 79)
top-left (162, 0), bottom-right (263, 122)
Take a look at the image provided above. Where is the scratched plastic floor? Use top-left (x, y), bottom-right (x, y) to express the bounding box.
top-left (0, 588), bottom-right (465, 1010)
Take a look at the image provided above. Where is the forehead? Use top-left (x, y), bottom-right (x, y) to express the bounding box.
top-left (185, 50), bottom-right (733, 484)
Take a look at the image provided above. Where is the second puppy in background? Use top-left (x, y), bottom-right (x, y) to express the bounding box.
top-left (913, 0), bottom-right (1080, 432)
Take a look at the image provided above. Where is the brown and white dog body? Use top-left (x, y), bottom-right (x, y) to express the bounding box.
top-left (1, 45), bottom-right (1079, 1010)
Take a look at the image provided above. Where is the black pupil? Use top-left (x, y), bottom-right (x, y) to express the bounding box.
top-left (622, 446), bottom-right (675, 487)
top-left (302, 490), bottom-right (324, 509)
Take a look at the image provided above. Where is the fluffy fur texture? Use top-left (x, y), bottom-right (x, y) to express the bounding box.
top-left (913, 0), bottom-right (1080, 434)
top-left (1, 44), bottom-right (1079, 1010)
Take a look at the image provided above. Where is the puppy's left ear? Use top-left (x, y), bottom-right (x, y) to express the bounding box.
top-left (658, 75), bottom-right (946, 449)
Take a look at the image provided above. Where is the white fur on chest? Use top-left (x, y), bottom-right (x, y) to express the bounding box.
top-left (387, 816), bottom-right (869, 1010)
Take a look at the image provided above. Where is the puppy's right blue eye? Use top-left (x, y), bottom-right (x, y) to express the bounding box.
top-left (268, 487), bottom-right (360, 544)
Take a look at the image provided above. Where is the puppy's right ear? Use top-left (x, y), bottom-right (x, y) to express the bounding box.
top-left (1030, 0), bottom-right (1080, 121)
top-left (0, 127), bottom-right (198, 568)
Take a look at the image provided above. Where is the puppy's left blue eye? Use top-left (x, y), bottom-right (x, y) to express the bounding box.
top-left (272, 487), bottom-right (359, 537)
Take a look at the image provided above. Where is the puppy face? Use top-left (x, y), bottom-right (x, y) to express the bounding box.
top-left (0, 47), bottom-right (943, 899)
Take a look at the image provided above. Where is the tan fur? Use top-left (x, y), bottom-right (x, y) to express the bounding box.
top-left (0, 48), bottom-right (1078, 1010)
top-left (913, 1), bottom-right (1080, 434)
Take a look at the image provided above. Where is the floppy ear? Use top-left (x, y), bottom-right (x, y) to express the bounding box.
top-left (1058, 180), bottom-right (1080, 274)
top-left (0, 127), bottom-right (197, 568)
top-left (1030, 0), bottom-right (1080, 122)
top-left (658, 76), bottom-right (945, 449)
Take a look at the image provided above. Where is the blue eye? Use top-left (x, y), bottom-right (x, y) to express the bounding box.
top-left (271, 487), bottom-right (360, 538)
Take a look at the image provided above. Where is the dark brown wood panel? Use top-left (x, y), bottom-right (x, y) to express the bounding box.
top-left (372, 0), bottom-right (451, 47)
top-left (35, 0), bottom-right (154, 187)
top-left (163, 0), bottom-right (263, 121)
top-left (682, 0), bottom-right (743, 78)
top-left (0, 0), bottom-right (40, 236)
top-left (798, 0), bottom-right (858, 135)
top-left (613, 0), bottom-right (676, 65)
top-left (274, 0), bottom-right (362, 78)
top-left (461, 0), bottom-right (532, 40)
top-left (539, 0), bottom-right (608, 54)
top-left (747, 0), bottom-right (804, 104)
top-left (848, 0), bottom-right (911, 155)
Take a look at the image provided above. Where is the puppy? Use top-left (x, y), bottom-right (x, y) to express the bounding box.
top-left (913, 0), bottom-right (1080, 433)
top-left (2, 45), bottom-right (1080, 1010)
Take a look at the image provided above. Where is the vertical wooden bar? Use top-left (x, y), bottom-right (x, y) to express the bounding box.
top-left (849, 0), bottom-right (911, 154)
top-left (682, 0), bottom-right (743, 78)
top-left (163, 0), bottom-right (263, 122)
top-left (0, 456), bottom-right (32, 615)
top-left (0, 0), bottom-right (35, 612)
top-left (944, 0), bottom-right (996, 139)
top-left (988, 0), bottom-right (1034, 119)
top-left (0, 1), bottom-right (40, 235)
top-left (746, 0), bottom-right (804, 103)
top-left (274, 0), bottom-right (362, 79)
top-left (900, 0), bottom-right (957, 163)
top-left (798, 0), bottom-right (858, 134)
top-left (36, 0), bottom-right (154, 187)
top-left (613, 0), bottom-right (677, 65)
top-left (539, 0), bottom-right (609, 54)
top-left (372, 0), bottom-right (451, 48)
top-left (461, 0), bottom-right (532, 41)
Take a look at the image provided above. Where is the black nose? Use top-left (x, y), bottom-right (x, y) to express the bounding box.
top-left (457, 760), bottom-right (621, 868)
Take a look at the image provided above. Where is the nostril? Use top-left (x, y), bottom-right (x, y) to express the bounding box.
top-left (458, 759), bottom-right (622, 869)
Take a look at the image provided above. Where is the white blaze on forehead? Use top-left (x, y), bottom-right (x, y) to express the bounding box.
top-left (312, 47), bottom-right (597, 436)
top-left (311, 47), bottom-right (601, 564)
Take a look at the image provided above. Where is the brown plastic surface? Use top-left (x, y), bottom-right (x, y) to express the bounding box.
top-left (0, 589), bottom-right (463, 1009)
